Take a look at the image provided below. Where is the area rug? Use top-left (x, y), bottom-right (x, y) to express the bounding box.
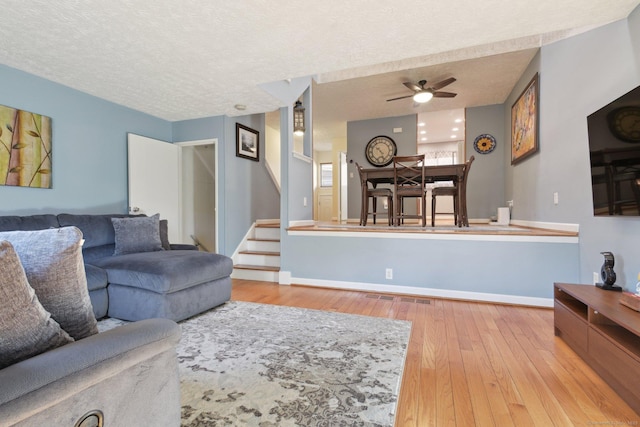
top-left (98, 301), bottom-right (412, 426)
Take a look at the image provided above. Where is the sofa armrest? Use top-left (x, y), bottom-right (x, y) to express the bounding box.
top-left (170, 243), bottom-right (198, 250)
top-left (0, 318), bottom-right (181, 426)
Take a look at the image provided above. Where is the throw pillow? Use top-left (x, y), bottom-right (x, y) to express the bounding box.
top-left (111, 213), bottom-right (163, 256)
top-left (0, 227), bottom-right (99, 340)
top-left (0, 241), bottom-right (73, 369)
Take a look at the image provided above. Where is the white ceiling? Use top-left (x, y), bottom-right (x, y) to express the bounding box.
top-left (0, 1), bottom-right (638, 135)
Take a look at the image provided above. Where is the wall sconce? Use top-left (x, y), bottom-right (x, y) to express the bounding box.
top-left (293, 100), bottom-right (305, 136)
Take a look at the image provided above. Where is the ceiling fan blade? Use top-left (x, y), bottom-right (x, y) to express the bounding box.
top-left (430, 77), bottom-right (456, 91)
top-left (386, 94), bottom-right (414, 102)
top-left (432, 91), bottom-right (457, 98)
top-left (402, 82), bottom-right (422, 92)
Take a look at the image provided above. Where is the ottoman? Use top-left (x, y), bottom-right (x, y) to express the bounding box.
top-left (91, 250), bottom-right (233, 321)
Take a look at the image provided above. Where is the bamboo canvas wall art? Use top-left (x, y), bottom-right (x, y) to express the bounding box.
top-left (0, 105), bottom-right (52, 189)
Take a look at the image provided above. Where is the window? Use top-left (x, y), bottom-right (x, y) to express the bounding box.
top-left (320, 163), bottom-right (333, 187)
top-left (423, 149), bottom-right (458, 166)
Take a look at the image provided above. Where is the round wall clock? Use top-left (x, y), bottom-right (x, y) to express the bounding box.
top-left (365, 135), bottom-right (397, 167)
top-left (607, 106), bottom-right (640, 143)
top-left (473, 134), bottom-right (496, 154)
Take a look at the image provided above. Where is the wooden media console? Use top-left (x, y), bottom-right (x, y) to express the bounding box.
top-left (554, 282), bottom-right (640, 414)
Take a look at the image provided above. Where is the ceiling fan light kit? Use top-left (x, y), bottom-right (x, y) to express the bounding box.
top-left (413, 91), bottom-right (433, 103)
top-left (387, 77), bottom-right (457, 103)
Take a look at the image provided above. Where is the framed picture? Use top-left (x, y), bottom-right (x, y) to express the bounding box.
top-left (236, 123), bottom-right (259, 162)
top-left (0, 104), bottom-right (52, 188)
top-left (511, 73), bottom-right (539, 165)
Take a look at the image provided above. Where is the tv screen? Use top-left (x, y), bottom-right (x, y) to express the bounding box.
top-left (587, 84), bottom-right (640, 216)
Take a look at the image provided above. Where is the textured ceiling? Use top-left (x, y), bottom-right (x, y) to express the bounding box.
top-left (0, 0), bottom-right (638, 125)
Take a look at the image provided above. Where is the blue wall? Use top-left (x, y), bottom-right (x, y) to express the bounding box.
top-left (506, 16), bottom-right (640, 289)
top-left (0, 63), bottom-right (279, 258)
top-left (0, 64), bottom-right (171, 215)
top-left (465, 104), bottom-right (506, 219)
top-left (3, 6), bottom-right (639, 297)
top-left (346, 115), bottom-right (417, 218)
top-left (282, 11), bottom-right (640, 299)
top-left (173, 114), bottom-right (280, 256)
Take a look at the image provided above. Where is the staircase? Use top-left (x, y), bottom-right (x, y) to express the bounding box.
top-left (231, 222), bottom-right (280, 282)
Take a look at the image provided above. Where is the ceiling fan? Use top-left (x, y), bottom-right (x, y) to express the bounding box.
top-left (387, 77), bottom-right (457, 103)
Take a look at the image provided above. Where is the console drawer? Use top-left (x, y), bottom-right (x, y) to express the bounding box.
top-left (589, 328), bottom-right (640, 403)
top-left (554, 301), bottom-right (588, 353)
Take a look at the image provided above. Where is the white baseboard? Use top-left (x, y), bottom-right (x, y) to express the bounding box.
top-left (289, 277), bottom-right (553, 308)
top-left (279, 270), bottom-right (292, 285)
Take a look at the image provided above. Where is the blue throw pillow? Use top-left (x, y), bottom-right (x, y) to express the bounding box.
top-left (0, 227), bottom-right (99, 341)
top-left (0, 240), bottom-right (73, 369)
top-left (111, 214), bottom-right (164, 256)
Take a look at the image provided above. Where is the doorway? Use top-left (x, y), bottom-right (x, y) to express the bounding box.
top-left (127, 136), bottom-right (218, 250)
top-left (177, 140), bottom-right (218, 253)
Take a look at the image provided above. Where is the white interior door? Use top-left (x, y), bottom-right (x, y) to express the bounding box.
top-left (127, 133), bottom-right (182, 243)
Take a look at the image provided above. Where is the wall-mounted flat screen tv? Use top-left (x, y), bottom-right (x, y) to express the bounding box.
top-left (587, 84), bottom-right (640, 216)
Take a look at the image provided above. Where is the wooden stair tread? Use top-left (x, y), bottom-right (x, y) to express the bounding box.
top-left (248, 238), bottom-right (280, 242)
top-left (239, 250), bottom-right (280, 256)
top-left (234, 264), bottom-right (280, 271)
top-left (256, 223), bottom-right (280, 228)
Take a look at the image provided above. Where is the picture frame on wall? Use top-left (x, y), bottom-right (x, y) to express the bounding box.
top-left (236, 123), bottom-right (259, 162)
top-left (511, 73), bottom-right (539, 165)
top-left (0, 104), bottom-right (52, 189)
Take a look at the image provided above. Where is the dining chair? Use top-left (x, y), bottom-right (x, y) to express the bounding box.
top-left (431, 185), bottom-right (458, 227)
top-left (355, 162), bottom-right (394, 226)
top-left (432, 156), bottom-right (475, 226)
top-left (393, 154), bottom-right (427, 227)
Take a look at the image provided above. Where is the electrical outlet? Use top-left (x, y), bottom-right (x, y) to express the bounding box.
top-left (303, 197), bottom-right (307, 207)
top-left (507, 200), bottom-right (513, 208)
top-left (385, 268), bottom-right (393, 280)
top-left (553, 192), bottom-right (559, 205)
top-left (593, 272), bottom-right (599, 285)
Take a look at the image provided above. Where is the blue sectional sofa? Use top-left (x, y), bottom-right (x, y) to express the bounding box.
top-left (0, 213), bottom-right (233, 321)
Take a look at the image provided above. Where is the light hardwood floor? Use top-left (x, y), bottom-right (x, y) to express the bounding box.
top-left (231, 279), bottom-right (639, 426)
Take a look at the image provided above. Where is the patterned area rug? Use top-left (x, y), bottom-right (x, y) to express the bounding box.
top-left (99, 301), bottom-right (411, 426)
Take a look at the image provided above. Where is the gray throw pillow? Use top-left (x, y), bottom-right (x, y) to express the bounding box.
top-left (0, 241), bottom-right (73, 369)
top-left (111, 214), bottom-right (164, 256)
top-left (0, 227), bottom-right (99, 340)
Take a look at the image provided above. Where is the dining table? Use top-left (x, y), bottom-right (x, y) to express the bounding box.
top-left (358, 162), bottom-right (470, 227)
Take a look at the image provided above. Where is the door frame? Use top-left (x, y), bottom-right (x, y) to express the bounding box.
top-left (176, 138), bottom-right (218, 253)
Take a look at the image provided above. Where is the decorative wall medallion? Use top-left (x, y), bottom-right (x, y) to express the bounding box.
top-left (473, 134), bottom-right (496, 154)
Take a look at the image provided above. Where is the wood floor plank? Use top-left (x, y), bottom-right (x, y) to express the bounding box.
top-left (230, 280), bottom-right (640, 426)
top-left (431, 300), bottom-right (457, 426)
top-left (442, 302), bottom-right (476, 426)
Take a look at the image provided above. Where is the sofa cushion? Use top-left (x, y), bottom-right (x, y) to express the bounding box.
top-left (92, 250), bottom-right (233, 294)
top-left (84, 264), bottom-right (108, 292)
top-left (57, 213), bottom-right (131, 249)
top-left (0, 214), bottom-right (59, 231)
top-left (0, 241), bottom-right (73, 369)
top-left (111, 214), bottom-right (163, 256)
top-left (0, 227), bottom-right (99, 340)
